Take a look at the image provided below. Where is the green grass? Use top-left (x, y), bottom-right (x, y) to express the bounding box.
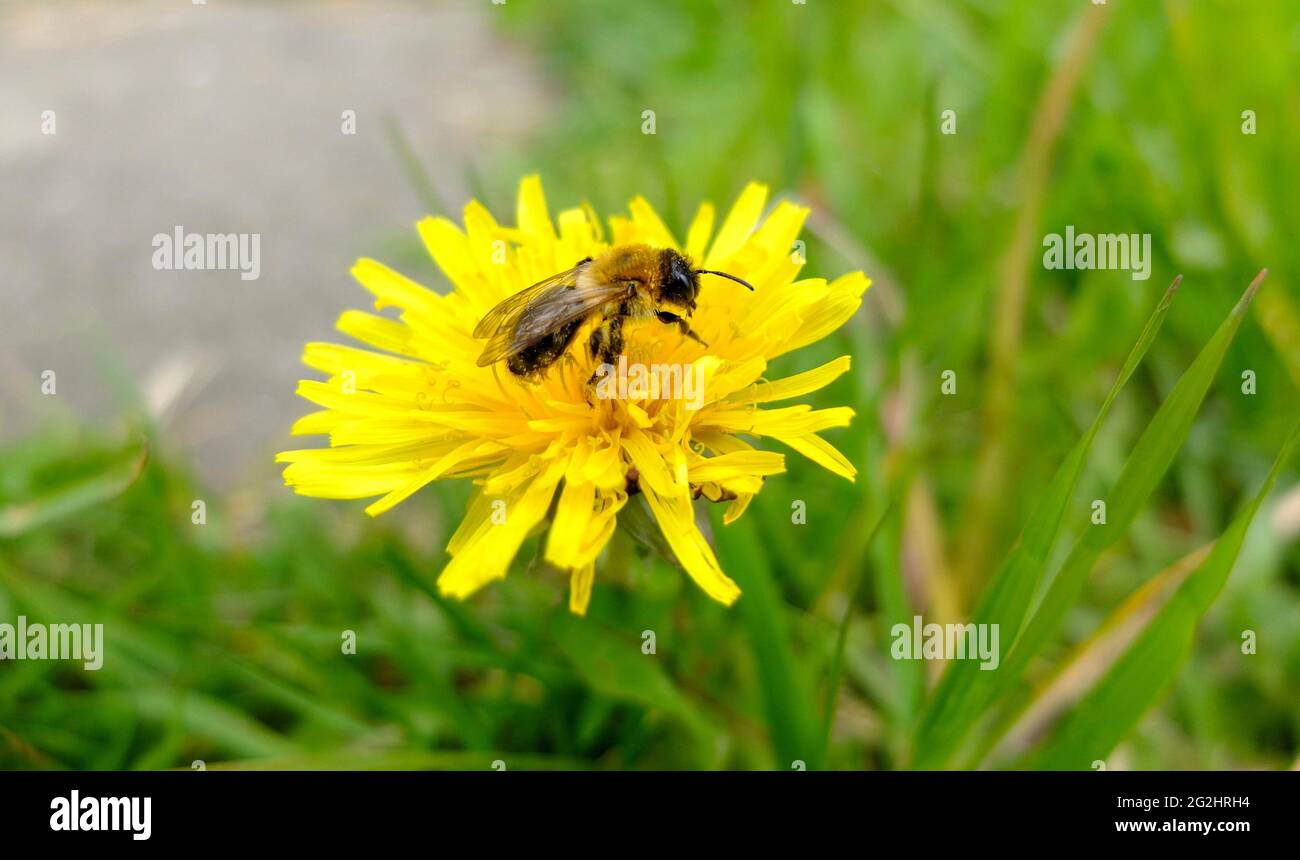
top-left (2, 0), bottom-right (1300, 770)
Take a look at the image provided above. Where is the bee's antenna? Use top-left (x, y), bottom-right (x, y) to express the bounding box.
top-left (695, 269), bottom-right (754, 290)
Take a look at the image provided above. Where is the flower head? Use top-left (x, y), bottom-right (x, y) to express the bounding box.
top-left (278, 177), bottom-right (868, 612)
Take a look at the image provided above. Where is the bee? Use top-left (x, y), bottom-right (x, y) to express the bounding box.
top-left (473, 243), bottom-right (753, 379)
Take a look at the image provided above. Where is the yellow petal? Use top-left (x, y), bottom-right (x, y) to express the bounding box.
top-left (437, 457), bottom-right (567, 599)
top-left (463, 200), bottom-right (518, 302)
top-left (291, 410), bottom-right (338, 436)
top-left (579, 490), bottom-right (625, 565)
top-left (722, 493), bottom-right (753, 525)
top-left (734, 356), bottom-right (852, 404)
top-left (557, 207), bottom-right (602, 268)
top-left (546, 479), bottom-right (596, 568)
top-left (276, 436), bottom-right (459, 465)
top-left (627, 196), bottom-right (679, 249)
top-left (706, 182), bottom-right (769, 268)
top-left (517, 174), bottom-right (558, 242)
top-left (335, 310), bottom-right (419, 359)
top-left (639, 484), bottom-right (740, 605)
top-left (717, 200), bottom-right (808, 291)
top-left (583, 438), bottom-right (626, 491)
top-left (684, 202), bottom-right (715, 262)
top-left (772, 272), bottom-right (871, 358)
top-left (416, 217), bottom-right (486, 299)
top-left (352, 258), bottom-right (444, 318)
top-left (621, 430), bottom-right (676, 496)
top-left (749, 201), bottom-right (809, 261)
top-left (774, 432), bottom-right (857, 481)
top-left (294, 379), bottom-right (413, 417)
top-left (446, 485), bottom-right (496, 556)
top-left (581, 201), bottom-right (606, 244)
top-left (282, 460), bottom-right (423, 499)
top-left (328, 417), bottom-right (462, 447)
top-left (302, 342), bottom-right (424, 379)
top-left (705, 404), bottom-right (854, 437)
top-left (364, 439), bottom-right (504, 516)
top-left (691, 430), bottom-right (754, 455)
top-left (569, 563), bottom-right (596, 615)
top-left (608, 214), bottom-right (637, 246)
top-left (740, 277), bottom-right (827, 341)
top-left (687, 450), bottom-right (786, 483)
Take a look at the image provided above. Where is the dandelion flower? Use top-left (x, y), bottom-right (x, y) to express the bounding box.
top-left (278, 177), bottom-right (869, 612)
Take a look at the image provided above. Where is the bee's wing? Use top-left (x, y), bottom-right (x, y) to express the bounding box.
top-left (474, 263), bottom-right (626, 367)
top-left (472, 267), bottom-right (581, 340)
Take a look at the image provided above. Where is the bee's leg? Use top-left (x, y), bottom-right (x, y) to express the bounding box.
top-left (587, 323), bottom-right (607, 365)
top-left (677, 319), bottom-right (708, 348)
top-left (602, 317), bottom-right (625, 364)
top-left (585, 318), bottom-right (624, 389)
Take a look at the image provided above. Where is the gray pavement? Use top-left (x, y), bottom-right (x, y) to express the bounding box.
top-left (0, 0), bottom-right (547, 490)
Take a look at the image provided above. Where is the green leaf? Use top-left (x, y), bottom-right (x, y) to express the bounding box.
top-left (0, 441), bottom-right (148, 538)
top-left (123, 689), bottom-right (302, 760)
top-left (1029, 418), bottom-right (1299, 769)
top-left (911, 276), bottom-right (1181, 768)
top-left (713, 511), bottom-right (823, 769)
top-left (552, 611), bottom-right (720, 759)
top-left (967, 270), bottom-right (1268, 763)
top-left (821, 495), bottom-right (896, 760)
top-left (999, 276), bottom-right (1263, 666)
top-left (553, 612), bottom-right (691, 713)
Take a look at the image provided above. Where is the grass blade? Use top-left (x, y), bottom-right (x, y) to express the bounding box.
top-left (713, 512), bottom-right (822, 769)
top-left (820, 495), bottom-right (897, 760)
top-left (1000, 273), bottom-right (1264, 669)
top-left (1027, 418), bottom-right (1299, 769)
top-left (984, 541), bottom-right (1211, 765)
top-left (969, 270), bottom-right (1268, 760)
top-left (910, 276), bottom-right (1181, 768)
top-left (0, 441), bottom-right (148, 538)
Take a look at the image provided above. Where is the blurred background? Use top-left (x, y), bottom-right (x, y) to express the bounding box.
top-left (1, 0), bottom-right (1298, 770)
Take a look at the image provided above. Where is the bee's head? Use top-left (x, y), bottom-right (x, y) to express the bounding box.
top-left (655, 249), bottom-right (754, 323)
top-left (657, 249), bottom-right (699, 313)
